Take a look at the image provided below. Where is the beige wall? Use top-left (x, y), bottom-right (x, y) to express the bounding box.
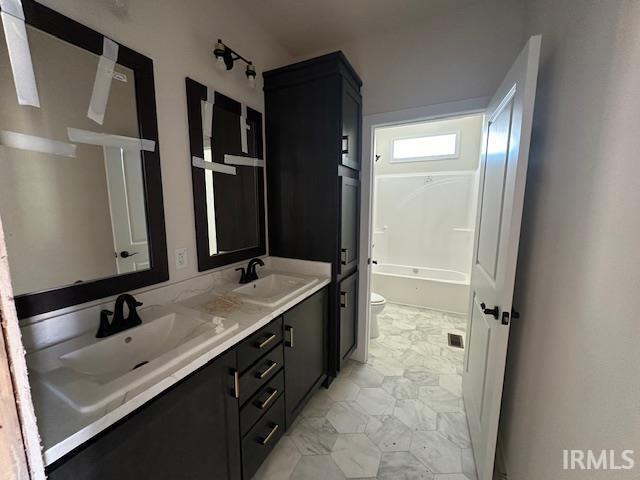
top-left (14, 0), bottom-right (293, 293)
top-left (374, 114), bottom-right (483, 175)
top-left (500, 1), bottom-right (640, 478)
top-left (293, 0), bottom-right (525, 115)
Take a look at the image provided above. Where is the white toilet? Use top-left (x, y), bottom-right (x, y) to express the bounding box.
top-left (370, 292), bottom-right (386, 339)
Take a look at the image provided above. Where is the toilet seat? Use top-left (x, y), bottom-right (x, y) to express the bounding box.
top-left (371, 292), bottom-right (385, 304)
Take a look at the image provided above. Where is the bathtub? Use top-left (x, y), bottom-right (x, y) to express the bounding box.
top-left (371, 263), bottom-right (470, 314)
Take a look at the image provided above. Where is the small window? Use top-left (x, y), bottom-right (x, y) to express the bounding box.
top-left (392, 132), bottom-right (459, 162)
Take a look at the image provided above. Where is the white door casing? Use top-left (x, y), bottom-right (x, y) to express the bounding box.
top-left (104, 146), bottom-right (150, 274)
top-left (355, 97), bottom-right (489, 363)
top-left (463, 35), bottom-right (541, 480)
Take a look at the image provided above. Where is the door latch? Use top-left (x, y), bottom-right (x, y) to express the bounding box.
top-left (501, 308), bottom-right (520, 325)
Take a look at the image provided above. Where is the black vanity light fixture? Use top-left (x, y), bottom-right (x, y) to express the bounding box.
top-left (213, 39), bottom-right (257, 89)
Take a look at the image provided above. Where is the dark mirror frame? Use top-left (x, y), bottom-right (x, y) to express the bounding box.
top-left (4, 0), bottom-right (169, 319)
top-left (185, 77), bottom-right (266, 271)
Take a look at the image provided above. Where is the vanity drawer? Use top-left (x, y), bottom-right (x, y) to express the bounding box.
top-left (240, 370), bottom-right (284, 436)
top-left (239, 344), bottom-right (283, 404)
top-left (241, 394), bottom-right (285, 480)
top-left (237, 317), bottom-right (283, 372)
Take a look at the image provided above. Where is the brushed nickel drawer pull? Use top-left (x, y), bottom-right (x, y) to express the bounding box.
top-left (340, 248), bottom-right (348, 265)
top-left (233, 370), bottom-right (240, 399)
top-left (340, 291), bottom-right (347, 308)
top-left (257, 333), bottom-right (277, 349)
top-left (259, 389), bottom-right (278, 409)
top-left (286, 326), bottom-right (294, 348)
top-left (257, 361), bottom-right (278, 379)
top-left (261, 424), bottom-right (279, 445)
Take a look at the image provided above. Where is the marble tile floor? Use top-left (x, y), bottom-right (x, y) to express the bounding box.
top-left (254, 303), bottom-right (476, 480)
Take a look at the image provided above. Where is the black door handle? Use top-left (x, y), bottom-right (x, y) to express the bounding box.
top-left (480, 302), bottom-right (500, 319)
top-left (120, 251), bottom-right (139, 258)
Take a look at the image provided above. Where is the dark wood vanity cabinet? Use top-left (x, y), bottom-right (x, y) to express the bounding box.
top-left (47, 350), bottom-right (241, 480)
top-left (264, 52), bottom-right (362, 377)
top-left (48, 289), bottom-right (328, 480)
top-left (339, 271), bottom-right (359, 363)
top-left (284, 288), bottom-right (328, 425)
top-left (341, 81), bottom-right (362, 171)
top-left (340, 176), bottom-right (360, 276)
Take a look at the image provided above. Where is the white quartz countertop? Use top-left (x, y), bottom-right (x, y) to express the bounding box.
top-left (27, 261), bottom-right (330, 466)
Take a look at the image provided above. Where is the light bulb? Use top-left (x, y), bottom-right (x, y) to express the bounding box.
top-left (248, 75), bottom-right (256, 89)
top-left (216, 56), bottom-right (226, 71)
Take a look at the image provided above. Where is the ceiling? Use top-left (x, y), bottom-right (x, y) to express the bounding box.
top-left (236, 0), bottom-right (481, 58)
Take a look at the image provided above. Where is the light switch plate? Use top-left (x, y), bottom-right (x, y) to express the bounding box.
top-left (175, 248), bottom-right (188, 269)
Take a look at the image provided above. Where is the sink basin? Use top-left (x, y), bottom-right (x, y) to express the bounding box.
top-left (233, 274), bottom-right (318, 307)
top-left (27, 305), bottom-right (238, 413)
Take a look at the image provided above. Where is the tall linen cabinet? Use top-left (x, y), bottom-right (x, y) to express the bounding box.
top-left (264, 52), bottom-right (362, 379)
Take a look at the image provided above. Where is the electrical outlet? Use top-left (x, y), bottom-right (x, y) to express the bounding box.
top-left (175, 248), bottom-right (188, 269)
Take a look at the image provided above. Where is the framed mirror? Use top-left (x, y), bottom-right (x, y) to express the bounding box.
top-left (0, 0), bottom-right (168, 318)
top-left (186, 78), bottom-right (266, 271)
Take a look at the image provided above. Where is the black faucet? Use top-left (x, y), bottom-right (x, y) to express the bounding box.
top-left (236, 258), bottom-right (265, 284)
top-left (96, 294), bottom-right (144, 338)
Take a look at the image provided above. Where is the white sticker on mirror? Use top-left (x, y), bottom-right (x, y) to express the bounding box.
top-left (201, 100), bottom-right (213, 138)
top-left (224, 154), bottom-right (264, 168)
top-left (1, 0), bottom-right (40, 107)
top-left (87, 37), bottom-right (118, 125)
top-left (0, 130), bottom-right (76, 157)
top-left (67, 127), bottom-right (155, 152)
top-left (192, 156), bottom-right (236, 175)
top-left (240, 103), bottom-right (248, 153)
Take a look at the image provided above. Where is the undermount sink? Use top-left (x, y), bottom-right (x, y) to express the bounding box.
top-left (233, 274), bottom-right (318, 307)
top-left (27, 305), bottom-right (238, 413)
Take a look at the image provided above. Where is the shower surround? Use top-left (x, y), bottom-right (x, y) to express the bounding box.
top-left (372, 171), bottom-right (478, 313)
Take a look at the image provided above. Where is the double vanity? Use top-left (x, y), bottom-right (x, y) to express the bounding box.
top-left (27, 260), bottom-right (330, 478)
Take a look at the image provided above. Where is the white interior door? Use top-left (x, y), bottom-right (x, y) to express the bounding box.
top-left (104, 146), bottom-right (150, 274)
top-left (463, 35), bottom-right (540, 480)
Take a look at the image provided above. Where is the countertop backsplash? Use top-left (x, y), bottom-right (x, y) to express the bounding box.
top-left (19, 256), bottom-right (331, 353)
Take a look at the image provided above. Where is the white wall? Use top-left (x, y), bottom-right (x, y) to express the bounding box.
top-left (293, 0), bottom-right (525, 115)
top-left (374, 114), bottom-right (483, 174)
top-left (500, 1), bottom-right (640, 478)
top-left (23, 0), bottom-right (292, 291)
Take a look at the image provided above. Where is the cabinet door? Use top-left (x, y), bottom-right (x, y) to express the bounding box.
top-left (47, 351), bottom-right (241, 480)
top-left (340, 176), bottom-right (359, 275)
top-left (284, 288), bottom-right (327, 426)
top-left (339, 272), bottom-right (358, 366)
top-left (341, 81), bottom-right (362, 170)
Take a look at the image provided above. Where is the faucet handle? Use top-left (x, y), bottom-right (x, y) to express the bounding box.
top-left (236, 267), bottom-right (247, 284)
top-left (134, 301), bottom-right (143, 308)
top-left (96, 310), bottom-right (113, 338)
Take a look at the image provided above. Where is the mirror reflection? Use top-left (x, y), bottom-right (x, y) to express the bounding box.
top-left (201, 98), bottom-right (261, 256)
top-left (0, 25), bottom-right (151, 296)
